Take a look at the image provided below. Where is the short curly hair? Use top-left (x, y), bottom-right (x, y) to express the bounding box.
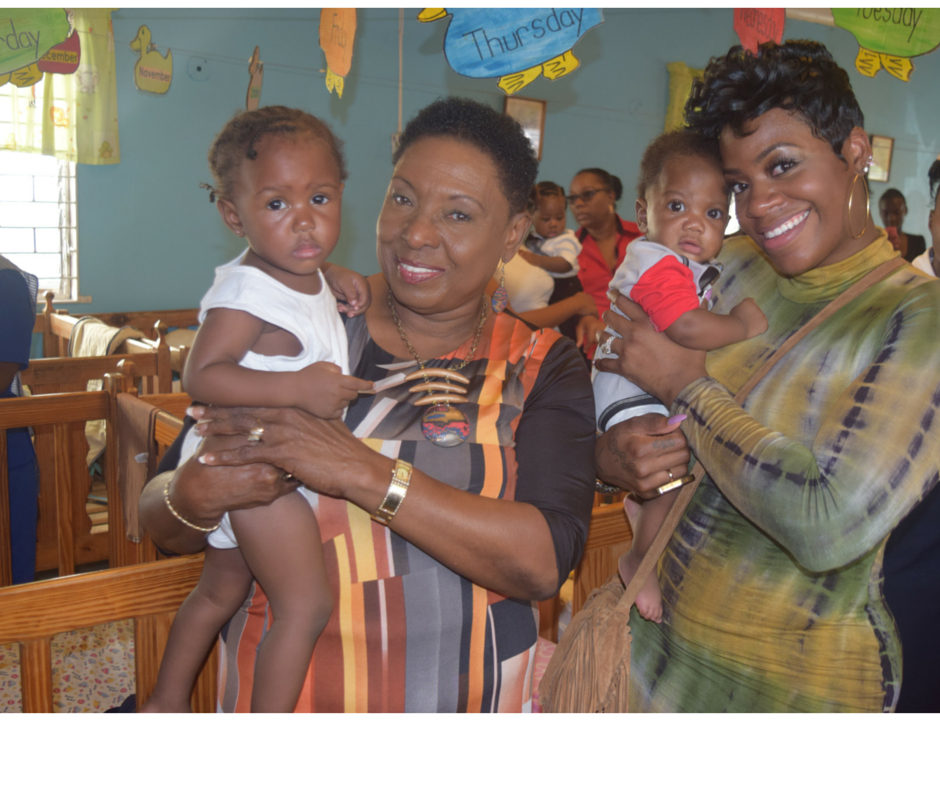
top-left (636, 131), bottom-right (726, 202)
top-left (206, 105), bottom-right (348, 202)
top-left (393, 97), bottom-right (538, 214)
top-left (528, 180), bottom-right (565, 212)
top-left (574, 168), bottom-right (623, 202)
top-left (930, 160), bottom-right (940, 203)
top-left (684, 40), bottom-right (864, 161)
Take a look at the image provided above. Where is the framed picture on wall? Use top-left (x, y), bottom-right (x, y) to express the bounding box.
top-left (869, 135), bottom-right (894, 183)
top-left (504, 96), bottom-right (546, 160)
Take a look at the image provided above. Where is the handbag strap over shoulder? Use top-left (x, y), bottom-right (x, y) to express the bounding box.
top-left (617, 255), bottom-right (907, 611)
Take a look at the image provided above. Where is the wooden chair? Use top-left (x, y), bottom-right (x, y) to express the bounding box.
top-left (0, 555), bottom-right (218, 712)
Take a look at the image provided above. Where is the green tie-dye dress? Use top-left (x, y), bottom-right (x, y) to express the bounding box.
top-left (628, 232), bottom-right (940, 712)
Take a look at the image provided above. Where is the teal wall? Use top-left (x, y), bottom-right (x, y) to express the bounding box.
top-left (72, 8), bottom-right (940, 313)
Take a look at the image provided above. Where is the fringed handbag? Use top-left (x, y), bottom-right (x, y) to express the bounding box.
top-left (539, 257), bottom-right (906, 713)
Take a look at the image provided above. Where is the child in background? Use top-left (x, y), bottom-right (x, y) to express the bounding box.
top-left (519, 181), bottom-right (582, 277)
top-left (143, 106), bottom-right (374, 712)
top-left (518, 181), bottom-right (586, 341)
top-left (593, 130), bottom-right (767, 622)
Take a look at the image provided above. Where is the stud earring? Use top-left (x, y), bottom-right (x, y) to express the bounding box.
top-left (491, 261), bottom-right (508, 313)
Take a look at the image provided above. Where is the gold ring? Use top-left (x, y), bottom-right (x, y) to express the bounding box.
top-left (667, 468), bottom-right (674, 482)
top-left (247, 426), bottom-right (264, 442)
top-left (655, 473), bottom-right (696, 496)
top-left (282, 472), bottom-right (296, 483)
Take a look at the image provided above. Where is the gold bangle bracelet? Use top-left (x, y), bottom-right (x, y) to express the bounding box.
top-left (372, 459), bottom-right (413, 526)
top-left (163, 480), bottom-right (222, 533)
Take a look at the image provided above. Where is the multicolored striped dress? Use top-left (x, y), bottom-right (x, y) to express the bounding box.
top-left (217, 309), bottom-right (595, 712)
top-left (628, 232), bottom-right (940, 712)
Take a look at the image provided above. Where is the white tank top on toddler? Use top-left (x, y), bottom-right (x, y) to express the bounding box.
top-left (181, 249), bottom-right (350, 549)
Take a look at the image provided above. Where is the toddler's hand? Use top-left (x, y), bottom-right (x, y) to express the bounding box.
top-left (324, 263), bottom-right (372, 317)
top-left (295, 361), bottom-right (375, 419)
top-left (730, 298), bottom-right (768, 339)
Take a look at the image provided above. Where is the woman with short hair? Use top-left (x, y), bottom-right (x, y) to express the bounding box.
top-left (595, 40), bottom-right (940, 712)
top-left (141, 97), bottom-right (596, 712)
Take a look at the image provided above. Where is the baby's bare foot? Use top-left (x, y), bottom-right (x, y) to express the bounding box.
top-left (618, 549), bottom-right (663, 624)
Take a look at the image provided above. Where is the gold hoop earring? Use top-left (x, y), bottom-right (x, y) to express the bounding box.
top-left (847, 172), bottom-right (870, 240)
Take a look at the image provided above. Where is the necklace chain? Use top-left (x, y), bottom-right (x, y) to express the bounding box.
top-left (386, 289), bottom-right (488, 372)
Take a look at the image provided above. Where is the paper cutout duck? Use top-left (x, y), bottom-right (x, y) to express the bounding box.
top-left (833, 8), bottom-right (940, 82)
top-left (319, 9), bottom-right (356, 98)
top-left (419, 7), bottom-right (603, 95)
top-left (130, 25), bottom-right (172, 94)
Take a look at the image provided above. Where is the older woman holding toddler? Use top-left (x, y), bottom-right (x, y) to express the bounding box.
top-left (141, 97), bottom-right (595, 713)
top-left (596, 40), bottom-right (940, 712)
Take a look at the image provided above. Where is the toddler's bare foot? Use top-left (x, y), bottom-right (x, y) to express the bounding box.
top-left (618, 548), bottom-right (663, 624)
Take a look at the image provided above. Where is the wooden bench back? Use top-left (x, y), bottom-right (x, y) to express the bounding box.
top-left (0, 364), bottom-right (189, 585)
top-left (21, 352), bottom-right (166, 396)
top-left (0, 555), bottom-right (217, 712)
top-left (35, 292), bottom-right (198, 360)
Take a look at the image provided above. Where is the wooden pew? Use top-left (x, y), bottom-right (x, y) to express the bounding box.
top-left (0, 364), bottom-right (189, 584)
top-left (36, 292), bottom-right (198, 372)
top-left (0, 555), bottom-right (218, 713)
top-left (19, 355), bottom-right (176, 574)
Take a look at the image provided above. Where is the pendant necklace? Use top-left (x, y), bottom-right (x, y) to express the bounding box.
top-left (387, 290), bottom-right (487, 447)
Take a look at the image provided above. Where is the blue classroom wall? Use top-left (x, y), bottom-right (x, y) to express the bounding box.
top-left (72, 8), bottom-right (940, 314)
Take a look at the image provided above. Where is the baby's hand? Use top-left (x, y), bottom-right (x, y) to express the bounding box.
top-left (730, 298), bottom-right (768, 339)
top-left (295, 361), bottom-right (375, 419)
top-left (323, 263), bottom-right (372, 317)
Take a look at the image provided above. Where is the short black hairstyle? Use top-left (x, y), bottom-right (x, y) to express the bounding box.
top-left (878, 188), bottom-right (906, 208)
top-left (685, 40), bottom-right (864, 161)
top-left (206, 105), bottom-right (347, 202)
top-left (929, 160), bottom-right (940, 203)
top-left (636, 130), bottom-right (727, 202)
top-left (574, 168), bottom-right (623, 202)
top-left (528, 181), bottom-right (565, 212)
top-left (393, 97), bottom-right (538, 214)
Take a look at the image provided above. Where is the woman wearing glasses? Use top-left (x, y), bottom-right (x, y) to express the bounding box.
top-left (568, 168), bottom-right (642, 348)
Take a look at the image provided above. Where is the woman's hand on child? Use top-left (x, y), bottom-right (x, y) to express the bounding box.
top-left (190, 404), bottom-right (383, 503)
top-left (294, 361), bottom-right (375, 418)
top-left (595, 413), bottom-right (691, 499)
top-left (729, 298), bottom-right (768, 339)
top-left (323, 262), bottom-right (372, 316)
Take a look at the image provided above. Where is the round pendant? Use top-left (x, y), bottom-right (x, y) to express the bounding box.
top-left (421, 403), bottom-right (470, 447)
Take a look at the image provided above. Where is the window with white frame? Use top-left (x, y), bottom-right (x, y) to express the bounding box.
top-left (0, 150), bottom-right (80, 303)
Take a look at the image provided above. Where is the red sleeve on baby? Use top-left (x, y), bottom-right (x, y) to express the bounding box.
top-left (629, 256), bottom-right (700, 332)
